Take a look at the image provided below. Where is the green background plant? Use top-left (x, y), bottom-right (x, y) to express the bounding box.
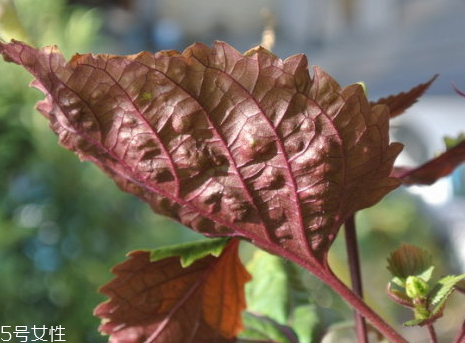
top-left (0, 1), bottom-right (199, 342)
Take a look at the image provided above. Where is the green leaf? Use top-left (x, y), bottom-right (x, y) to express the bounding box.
top-left (456, 280), bottom-right (465, 294)
top-left (246, 250), bottom-right (308, 324)
top-left (147, 237), bottom-right (230, 267)
top-left (238, 312), bottom-right (299, 343)
top-left (418, 265), bottom-right (435, 283)
top-left (429, 273), bottom-right (465, 315)
top-left (289, 305), bottom-right (320, 343)
top-left (444, 133), bottom-right (465, 150)
top-left (387, 244), bottom-right (433, 281)
top-left (403, 318), bottom-right (427, 327)
top-left (390, 276), bottom-right (406, 288)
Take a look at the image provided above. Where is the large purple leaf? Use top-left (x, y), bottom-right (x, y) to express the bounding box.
top-left (0, 40), bottom-right (402, 265)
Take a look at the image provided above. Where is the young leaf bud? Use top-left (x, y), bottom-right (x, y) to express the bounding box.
top-left (406, 276), bottom-right (429, 300)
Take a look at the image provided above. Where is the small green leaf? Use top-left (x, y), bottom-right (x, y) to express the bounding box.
top-left (290, 305), bottom-right (320, 343)
top-left (239, 312), bottom-right (299, 343)
top-left (444, 133), bottom-right (465, 150)
top-left (387, 244), bottom-right (433, 281)
top-left (456, 280), bottom-right (465, 294)
top-left (429, 274), bottom-right (465, 314)
top-left (246, 250), bottom-right (308, 324)
top-left (403, 318), bottom-right (427, 327)
top-left (390, 276), bottom-right (406, 288)
top-left (147, 237), bottom-right (230, 267)
top-left (405, 276), bottom-right (429, 299)
top-left (418, 265), bottom-right (435, 283)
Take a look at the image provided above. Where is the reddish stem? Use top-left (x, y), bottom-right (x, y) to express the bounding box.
top-left (344, 214), bottom-right (369, 343)
top-left (452, 320), bottom-right (465, 343)
top-left (427, 324), bottom-right (438, 343)
top-left (316, 266), bottom-right (410, 343)
top-left (237, 220), bottom-right (410, 343)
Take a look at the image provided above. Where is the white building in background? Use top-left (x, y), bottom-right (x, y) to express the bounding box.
top-left (105, 0), bottom-right (456, 54)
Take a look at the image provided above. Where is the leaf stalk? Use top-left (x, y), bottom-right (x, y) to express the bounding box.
top-left (452, 320), bottom-right (465, 343)
top-left (248, 228), bottom-right (411, 343)
top-left (426, 324), bottom-right (438, 343)
top-left (319, 267), bottom-right (410, 343)
top-left (344, 214), bottom-right (369, 343)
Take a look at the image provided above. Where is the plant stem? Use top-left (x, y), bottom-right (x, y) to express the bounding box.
top-left (252, 223), bottom-right (410, 343)
top-left (452, 320), bottom-right (465, 343)
top-left (426, 324), bottom-right (438, 343)
top-left (318, 265), bottom-right (410, 343)
top-left (344, 214), bottom-right (369, 343)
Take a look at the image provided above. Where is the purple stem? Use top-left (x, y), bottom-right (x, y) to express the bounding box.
top-left (318, 266), bottom-right (410, 343)
top-left (247, 223), bottom-right (411, 343)
top-left (344, 214), bottom-right (369, 343)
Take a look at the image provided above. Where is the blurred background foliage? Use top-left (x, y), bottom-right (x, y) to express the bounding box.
top-left (0, 1), bottom-right (200, 342)
top-left (0, 0), bottom-right (464, 342)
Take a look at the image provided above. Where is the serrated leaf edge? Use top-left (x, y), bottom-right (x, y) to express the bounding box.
top-left (429, 273), bottom-right (465, 309)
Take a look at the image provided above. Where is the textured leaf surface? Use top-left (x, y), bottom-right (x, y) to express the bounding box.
top-left (371, 75), bottom-right (437, 118)
top-left (394, 140), bottom-right (465, 185)
top-left (0, 40), bottom-right (402, 264)
top-left (94, 239), bottom-right (250, 343)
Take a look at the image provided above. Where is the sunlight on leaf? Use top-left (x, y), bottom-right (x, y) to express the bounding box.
top-left (0, 40), bottom-right (403, 268)
top-left (148, 237), bottom-right (229, 267)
